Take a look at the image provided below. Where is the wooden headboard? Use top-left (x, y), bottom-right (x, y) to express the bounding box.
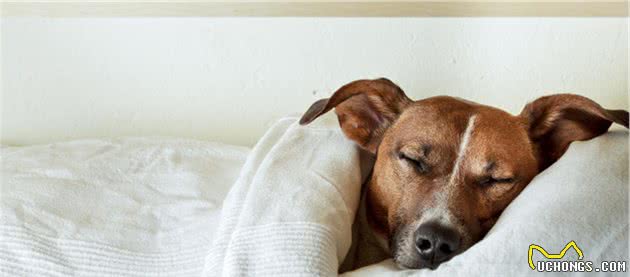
top-left (2, 1), bottom-right (627, 17)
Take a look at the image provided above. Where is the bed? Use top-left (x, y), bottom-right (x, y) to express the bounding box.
top-left (1, 117), bottom-right (628, 276)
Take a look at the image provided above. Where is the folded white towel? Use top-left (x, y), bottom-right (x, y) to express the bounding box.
top-left (204, 117), bottom-right (366, 276)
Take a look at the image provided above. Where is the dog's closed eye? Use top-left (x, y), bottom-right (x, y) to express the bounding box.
top-left (477, 177), bottom-right (514, 187)
top-left (399, 153), bottom-right (430, 173)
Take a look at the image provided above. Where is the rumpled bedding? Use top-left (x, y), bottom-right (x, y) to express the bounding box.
top-left (1, 137), bottom-right (249, 276)
top-left (1, 117), bottom-right (628, 276)
top-left (205, 117), bottom-right (368, 276)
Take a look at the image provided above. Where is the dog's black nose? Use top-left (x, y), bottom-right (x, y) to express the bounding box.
top-left (414, 221), bottom-right (461, 268)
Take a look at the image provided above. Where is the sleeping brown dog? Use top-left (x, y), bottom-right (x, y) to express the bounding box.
top-left (299, 78), bottom-right (629, 270)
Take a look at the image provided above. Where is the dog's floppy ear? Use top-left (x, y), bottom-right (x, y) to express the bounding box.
top-left (300, 78), bottom-right (412, 154)
top-left (519, 94), bottom-right (628, 170)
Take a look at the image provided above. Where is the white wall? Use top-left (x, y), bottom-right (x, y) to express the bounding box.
top-left (2, 18), bottom-right (627, 146)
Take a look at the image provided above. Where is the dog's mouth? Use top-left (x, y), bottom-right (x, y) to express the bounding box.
top-left (391, 244), bottom-right (464, 270)
top-left (391, 242), bottom-right (467, 270)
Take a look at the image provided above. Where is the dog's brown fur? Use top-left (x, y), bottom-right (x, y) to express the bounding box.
top-left (300, 78), bottom-right (628, 269)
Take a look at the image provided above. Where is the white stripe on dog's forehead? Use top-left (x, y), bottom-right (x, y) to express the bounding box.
top-left (422, 115), bottom-right (477, 227)
top-left (448, 115), bottom-right (477, 187)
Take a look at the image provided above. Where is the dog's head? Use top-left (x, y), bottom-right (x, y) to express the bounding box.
top-left (300, 78), bottom-right (628, 269)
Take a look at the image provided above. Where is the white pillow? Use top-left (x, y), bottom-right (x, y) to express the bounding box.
top-left (343, 131), bottom-right (628, 276)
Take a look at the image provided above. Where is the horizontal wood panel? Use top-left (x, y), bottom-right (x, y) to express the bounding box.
top-left (2, 2), bottom-right (628, 17)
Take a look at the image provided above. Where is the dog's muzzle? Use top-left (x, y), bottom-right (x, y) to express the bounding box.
top-left (414, 221), bottom-right (461, 269)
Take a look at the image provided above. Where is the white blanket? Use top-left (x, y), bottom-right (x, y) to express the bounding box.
top-left (1, 137), bottom-right (249, 276)
top-left (1, 119), bottom-right (627, 276)
top-left (205, 117), bottom-right (366, 276)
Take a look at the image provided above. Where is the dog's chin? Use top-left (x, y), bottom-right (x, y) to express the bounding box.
top-left (393, 256), bottom-right (430, 270)
top-left (392, 250), bottom-right (455, 270)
